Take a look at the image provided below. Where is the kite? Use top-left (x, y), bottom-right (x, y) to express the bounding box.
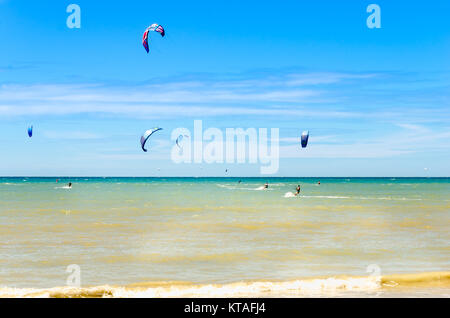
top-left (142, 23), bottom-right (165, 53)
top-left (176, 134), bottom-right (189, 149)
top-left (140, 127), bottom-right (162, 152)
top-left (301, 130), bottom-right (309, 148)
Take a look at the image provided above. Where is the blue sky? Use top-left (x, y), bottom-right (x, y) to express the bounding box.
top-left (0, 0), bottom-right (449, 176)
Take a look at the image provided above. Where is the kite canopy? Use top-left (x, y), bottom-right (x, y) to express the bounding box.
top-left (175, 134), bottom-right (189, 149)
top-left (140, 127), bottom-right (162, 152)
top-left (28, 126), bottom-right (33, 138)
top-left (142, 23), bottom-right (165, 53)
top-left (301, 130), bottom-right (309, 148)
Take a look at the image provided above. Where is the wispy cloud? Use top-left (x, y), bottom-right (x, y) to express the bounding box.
top-left (1, 69), bottom-right (449, 162)
top-left (0, 71), bottom-right (371, 118)
top-left (279, 123), bottom-right (450, 158)
top-left (42, 131), bottom-right (104, 140)
top-left (1, 70), bottom-right (448, 124)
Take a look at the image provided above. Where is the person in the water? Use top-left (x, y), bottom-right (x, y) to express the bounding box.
top-left (68, 182), bottom-right (72, 188)
top-left (264, 182), bottom-right (268, 189)
top-left (295, 185), bottom-right (301, 196)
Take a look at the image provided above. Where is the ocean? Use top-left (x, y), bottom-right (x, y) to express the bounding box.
top-left (0, 177), bottom-right (449, 297)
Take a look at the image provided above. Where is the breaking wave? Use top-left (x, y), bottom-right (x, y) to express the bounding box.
top-left (1, 272), bottom-right (448, 298)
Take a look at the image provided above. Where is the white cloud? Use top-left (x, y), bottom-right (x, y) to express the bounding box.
top-left (1, 70), bottom-right (449, 161)
top-left (0, 72), bottom-right (371, 118)
top-left (285, 72), bottom-right (377, 86)
top-left (42, 131), bottom-right (104, 140)
top-left (279, 124), bottom-right (450, 159)
top-left (0, 71), bottom-right (448, 126)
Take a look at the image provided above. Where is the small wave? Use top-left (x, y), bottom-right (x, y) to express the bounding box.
top-left (217, 184), bottom-right (273, 191)
top-left (2, 272), bottom-right (447, 298)
top-left (301, 195), bottom-right (423, 201)
top-left (358, 197), bottom-right (423, 201)
top-left (55, 186), bottom-right (72, 190)
top-left (381, 272), bottom-right (450, 289)
top-left (216, 184), bottom-right (262, 191)
top-left (302, 195), bottom-right (350, 199)
top-left (0, 278), bottom-right (379, 298)
top-left (284, 192), bottom-right (297, 198)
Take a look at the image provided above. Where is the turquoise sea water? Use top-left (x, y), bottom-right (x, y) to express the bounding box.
top-left (0, 177), bottom-right (449, 296)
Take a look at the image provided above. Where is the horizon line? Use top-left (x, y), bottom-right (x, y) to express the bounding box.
top-left (0, 176), bottom-right (447, 179)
